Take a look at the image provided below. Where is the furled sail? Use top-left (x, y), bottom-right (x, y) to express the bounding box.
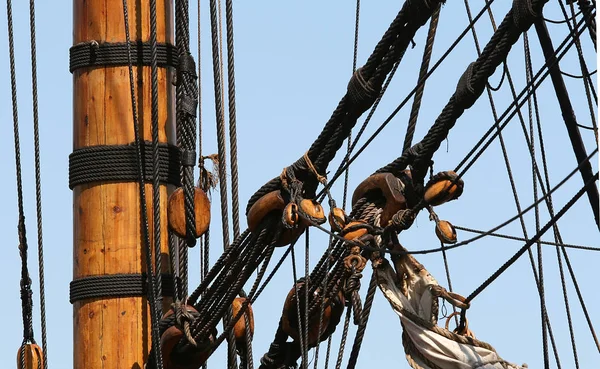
top-left (376, 250), bottom-right (526, 369)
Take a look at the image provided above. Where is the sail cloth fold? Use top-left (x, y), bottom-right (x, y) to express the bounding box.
top-left (375, 251), bottom-right (526, 369)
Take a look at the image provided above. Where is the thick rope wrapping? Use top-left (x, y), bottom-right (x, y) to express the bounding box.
top-left (69, 41), bottom-right (178, 72)
top-left (68, 142), bottom-right (181, 188)
top-left (69, 273), bottom-right (174, 303)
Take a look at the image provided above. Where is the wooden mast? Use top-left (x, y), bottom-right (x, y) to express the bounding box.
top-left (72, 1), bottom-right (174, 368)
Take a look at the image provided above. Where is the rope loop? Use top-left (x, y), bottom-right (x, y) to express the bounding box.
top-left (347, 67), bottom-right (378, 113)
top-left (455, 62), bottom-right (485, 109)
top-left (173, 301), bottom-right (198, 347)
top-left (388, 208), bottom-right (417, 232)
top-left (302, 152), bottom-right (327, 184)
top-left (512, 0), bottom-right (539, 32)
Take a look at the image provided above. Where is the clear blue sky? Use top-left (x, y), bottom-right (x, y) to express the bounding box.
top-left (1, 1), bottom-right (598, 368)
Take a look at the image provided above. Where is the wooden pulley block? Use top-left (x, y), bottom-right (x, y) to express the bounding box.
top-left (232, 297), bottom-right (255, 343)
top-left (168, 187), bottom-right (211, 239)
top-left (16, 343), bottom-right (44, 369)
top-left (435, 220), bottom-right (457, 244)
top-left (328, 207), bottom-right (347, 232)
top-left (298, 199), bottom-right (327, 225)
top-left (160, 306), bottom-right (214, 369)
top-left (281, 282), bottom-right (345, 347)
top-left (351, 172), bottom-right (408, 226)
top-left (342, 221), bottom-right (369, 241)
top-left (283, 203), bottom-right (299, 227)
top-left (423, 171), bottom-right (464, 206)
top-left (247, 190), bottom-right (286, 231)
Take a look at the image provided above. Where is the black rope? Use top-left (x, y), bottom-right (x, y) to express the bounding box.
top-left (28, 0), bottom-right (48, 366)
top-left (290, 247), bottom-right (307, 369)
top-left (247, 0), bottom-right (443, 214)
top-left (563, 0), bottom-right (598, 143)
top-left (309, 149), bottom-right (598, 257)
top-left (175, 0), bottom-right (199, 248)
top-left (7, 0), bottom-right (36, 354)
top-left (121, 0), bottom-right (164, 367)
top-left (313, 235), bottom-right (334, 369)
top-left (453, 226), bottom-right (600, 251)
top-left (560, 68), bottom-right (597, 79)
top-left (69, 41), bottom-right (177, 72)
top-left (334, 307), bottom-right (352, 369)
top-left (68, 142), bottom-right (181, 189)
top-left (526, 37), bottom-right (549, 366)
top-left (318, 0), bottom-right (499, 196)
top-left (533, 19), bottom-right (599, 229)
top-left (405, 0), bottom-right (550, 183)
top-left (453, 13), bottom-right (589, 178)
top-left (530, 37), bottom-right (592, 362)
top-left (225, 0), bottom-right (241, 242)
top-left (576, 0), bottom-right (596, 48)
top-left (345, 272), bottom-right (377, 369)
top-left (191, 224), bottom-right (273, 344)
top-left (304, 230), bottom-right (310, 367)
top-left (69, 274), bottom-right (175, 303)
top-left (402, 4), bottom-right (441, 152)
top-left (461, 2), bottom-right (558, 364)
top-left (543, 10), bottom-right (582, 24)
top-left (463, 172), bottom-right (599, 305)
top-left (341, 0), bottom-right (361, 210)
top-left (149, 0), bottom-right (164, 321)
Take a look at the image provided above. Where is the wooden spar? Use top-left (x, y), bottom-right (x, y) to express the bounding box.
top-left (72, 1), bottom-right (174, 368)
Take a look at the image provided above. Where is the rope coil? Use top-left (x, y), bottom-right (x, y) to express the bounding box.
top-left (69, 41), bottom-right (178, 72)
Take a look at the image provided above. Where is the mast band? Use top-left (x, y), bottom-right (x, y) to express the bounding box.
top-left (69, 41), bottom-right (178, 73)
top-left (69, 142), bottom-right (181, 189)
top-left (69, 274), bottom-right (175, 303)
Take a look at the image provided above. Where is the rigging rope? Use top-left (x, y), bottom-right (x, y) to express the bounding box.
top-left (453, 226), bottom-right (600, 251)
top-left (27, 0), bottom-right (48, 367)
top-left (462, 1), bottom-right (559, 364)
top-left (308, 148), bottom-right (598, 258)
top-left (453, 13), bottom-right (590, 177)
top-left (526, 33), bottom-right (550, 367)
top-left (225, 0), bottom-right (241, 241)
top-left (403, 4), bottom-right (441, 152)
top-left (462, 172), bottom-right (599, 307)
top-left (247, 0), bottom-right (444, 214)
top-left (341, 0), bottom-right (361, 210)
top-left (318, 0), bottom-right (498, 195)
top-left (149, 0), bottom-right (165, 329)
top-left (6, 3), bottom-right (37, 368)
top-left (533, 19), bottom-right (599, 229)
top-left (175, 0), bottom-right (200, 251)
top-left (121, 0), bottom-right (164, 367)
top-left (526, 32), bottom-right (598, 360)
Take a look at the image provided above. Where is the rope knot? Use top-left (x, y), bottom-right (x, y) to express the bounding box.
top-left (173, 301), bottom-right (198, 347)
top-left (347, 67), bottom-right (378, 113)
top-left (512, 0), bottom-right (540, 32)
top-left (455, 62), bottom-right (485, 109)
top-left (389, 209), bottom-right (417, 231)
top-left (302, 152), bottom-right (327, 185)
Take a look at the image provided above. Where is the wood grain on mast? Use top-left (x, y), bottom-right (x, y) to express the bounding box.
top-left (72, 0), bottom-right (175, 368)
